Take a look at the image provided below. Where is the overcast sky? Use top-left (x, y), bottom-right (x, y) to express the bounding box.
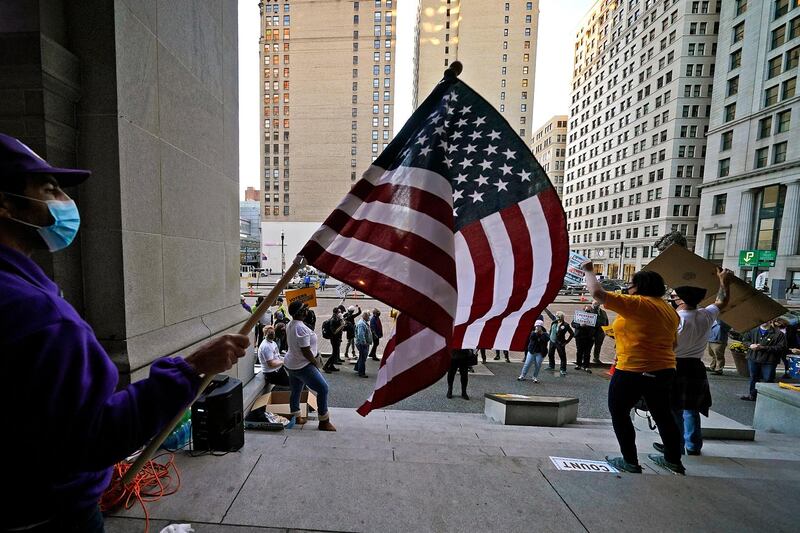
top-left (238, 0), bottom-right (594, 197)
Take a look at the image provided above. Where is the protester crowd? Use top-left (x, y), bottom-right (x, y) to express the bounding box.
top-left (245, 267), bottom-right (799, 474)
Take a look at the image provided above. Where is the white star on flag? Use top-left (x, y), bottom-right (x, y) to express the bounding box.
top-left (468, 130), bottom-right (482, 141)
top-left (478, 159), bottom-right (493, 171)
top-left (518, 169), bottom-right (531, 181)
top-left (433, 125), bottom-right (446, 135)
top-left (464, 143), bottom-right (477, 154)
top-left (469, 190), bottom-right (484, 203)
top-left (456, 118), bottom-right (469, 127)
top-left (484, 144), bottom-right (498, 155)
top-left (487, 130), bottom-right (501, 140)
top-left (495, 179), bottom-right (508, 191)
top-left (499, 164), bottom-right (513, 175)
top-left (474, 116), bottom-right (486, 127)
top-left (451, 130), bottom-right (463, 140)
top-left (419, 146), bottom-right (432, 156)
top-left (475, 174), bottom-right (489, 187)
top-left (453, 189), bottom-right (463, 201)
top-left (416, 135), bottom-right (428, 145)
top-left (502, 149), bottom-right (516, 159)
top-left (458, 105), bottom-right (471, 114)
top-left (454, 172), bottom-right (468, 184)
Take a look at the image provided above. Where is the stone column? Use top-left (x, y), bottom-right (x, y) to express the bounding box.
top-left (735, 189), bottom-right (755, 252)
top-left (778, 181), bottom-right (800, 256)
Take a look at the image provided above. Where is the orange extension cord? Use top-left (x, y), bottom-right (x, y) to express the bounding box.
top-left (100, 452), bottom-right (181, 532)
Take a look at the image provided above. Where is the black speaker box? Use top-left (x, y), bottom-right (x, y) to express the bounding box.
top-left (191, 375), bottom-right (244, 452)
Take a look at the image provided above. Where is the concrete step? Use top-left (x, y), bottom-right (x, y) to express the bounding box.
top-left (633, 408), bottom-right (755, 441)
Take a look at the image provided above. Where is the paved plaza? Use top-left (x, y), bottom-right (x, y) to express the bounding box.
top-left (101, 284), bottom-right (799, 532)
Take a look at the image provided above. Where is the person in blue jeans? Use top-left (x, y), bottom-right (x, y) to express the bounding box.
top-left (283, 301), bottom-right (336, 431)
top-left (519, 320), bottom-right (549, 382)
top-left (354, 311), bottom-right (373, 377)
top-left (740, 323), bottom-right (786, 401)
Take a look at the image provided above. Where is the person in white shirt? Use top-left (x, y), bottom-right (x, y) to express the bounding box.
top-left (258, 326), bottom-right (289, 387)
top-left (653, 267), bottom-right (732, 457)
top-left (283, 301), bottom-right (336, 431)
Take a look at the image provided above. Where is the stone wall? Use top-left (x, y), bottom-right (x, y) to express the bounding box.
top-left (0, 0), bottom-right (252, 385)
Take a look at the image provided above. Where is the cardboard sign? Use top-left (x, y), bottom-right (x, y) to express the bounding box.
top-left (573, 310), bottom-right (597, 327)
top-left (336, 283), bottom-right (354, 298)
top-left (565, 251), bottom-right (589, 285)
top-left (284, 287), bottom-right (317, 308)
top-left (550, 457), bottom-right (619, 473)
top-left (644, 244), bottom-right (787, 332)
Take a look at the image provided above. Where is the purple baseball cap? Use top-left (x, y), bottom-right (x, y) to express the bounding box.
top-left (0, 133), bottom-right (91, 187)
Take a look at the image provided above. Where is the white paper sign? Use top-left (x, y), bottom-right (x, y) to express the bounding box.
top-left (572, 311), bottom-right (597, 327)
top-left (336, 284), bottom-right (353, 298)
top-left (550, 457), bottom-right (619, 473)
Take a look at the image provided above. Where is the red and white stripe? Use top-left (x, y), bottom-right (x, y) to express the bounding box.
top-left (452, 187), bottom-right (568, 351)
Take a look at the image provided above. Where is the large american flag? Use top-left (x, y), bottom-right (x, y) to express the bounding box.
top-left (301, 72), bottom-right (568, 416)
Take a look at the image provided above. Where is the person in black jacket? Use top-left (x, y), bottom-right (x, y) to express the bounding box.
top-left (740, 323), bottom-right (786, 401)
top-left (322, 307), bottom-right (345, 373)
top-left (544, 308), bottom-right (574, 376)
top-left (572, 305), bottom-right (597, 372)
top-left (518, 320), bottom-right (550, 382)
top-left (773, 317), bottom-right (798, 378)
top-left (447, 348), bottom-right (475, 400)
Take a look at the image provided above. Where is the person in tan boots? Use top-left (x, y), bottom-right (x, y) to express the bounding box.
top-left (283, 301), bottom-right (336, 431)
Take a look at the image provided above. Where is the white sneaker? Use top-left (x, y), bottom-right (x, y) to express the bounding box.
top-left (533, 378), bottom-right (539, 383)
top-left (517, 376), bottom-right (525, 381)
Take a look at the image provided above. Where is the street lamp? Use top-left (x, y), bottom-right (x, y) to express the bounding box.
top-left (280, 230), bottom-right (285, 276)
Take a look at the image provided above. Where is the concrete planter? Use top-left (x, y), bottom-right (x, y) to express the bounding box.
top-left (731, 351), bottom-right (749, 377)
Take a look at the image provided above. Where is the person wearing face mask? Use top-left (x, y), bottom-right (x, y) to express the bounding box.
top-left (740, 321), bottom-right (786, 401)
top-left (652, 268), bottom-right (732, 457)
top-left (583, 261), bottom-right (685, 475)
top-left (258, 325), bottom-right (289, 387)
top-left (772, 318), bottom-right (798, 379)
top-left (0, 134), bottom-right (249, 531)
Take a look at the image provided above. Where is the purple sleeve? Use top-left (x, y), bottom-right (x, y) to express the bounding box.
top-left (18, 320), bottom-right (201, 472)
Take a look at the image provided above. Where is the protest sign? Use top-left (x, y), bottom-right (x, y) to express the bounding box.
top-left (572, 310), bottom-right (597, 327)
top-left (285, 287), bottom-right (317, 308)
top-left (644, 244), bottom-right (786, 332)
top-left (565, 251), bottom-right (589, 285)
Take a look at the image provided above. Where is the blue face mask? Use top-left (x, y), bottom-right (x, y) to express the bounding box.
top-left (6, 194), bottom-right (81, 252)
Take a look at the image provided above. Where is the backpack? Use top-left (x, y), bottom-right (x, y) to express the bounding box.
top-left (321, 319), bottom-right (333, 339)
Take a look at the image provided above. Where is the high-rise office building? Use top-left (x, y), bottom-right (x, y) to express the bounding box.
top-left (564, 0), bottom-right (720, 280)
top-left (244, 186), bottom-right (261, 201)
top-left (415, 0), bottom-right (539, 140)
top-left (531, 115), bottom-right (568, 198)
top-left (695, 0), bottom-right (799, 296)
top-left (258, 0), bottom-right (397, 273)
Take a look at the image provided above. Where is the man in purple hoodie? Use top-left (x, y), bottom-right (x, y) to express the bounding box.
top-left (0, 134), bottom-right (249, 532)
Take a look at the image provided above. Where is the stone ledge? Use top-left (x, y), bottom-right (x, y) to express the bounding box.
top-left (754, 383), bottom-right (800, 436)
top-left (485, 393), bottom-right (579, 427)
top-left (756, 383), bottom-right (800, 408)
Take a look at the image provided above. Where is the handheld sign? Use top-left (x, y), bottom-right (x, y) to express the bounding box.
top-left (572, 310), bottom-right (597, 327)
top-left (644, 244), bottom-right (786, 332)
top-left (565, 251), bottom-right (589, 285)
top-left (336, 283), bottom-right (353, 299)
top-left (285, 287), bottom-right (317, 308)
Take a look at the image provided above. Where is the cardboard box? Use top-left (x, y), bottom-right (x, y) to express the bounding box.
top-left (644, 244), bottom-right (787, 332)
top-left (251, 389), bottom-right (318, 419)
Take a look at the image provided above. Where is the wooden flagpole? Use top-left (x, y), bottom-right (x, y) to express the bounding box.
top-left (122, 256), bottom-right (306, 484)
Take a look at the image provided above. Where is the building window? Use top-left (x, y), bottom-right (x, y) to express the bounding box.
top-left (767, 56), bottom-right (782, 79)
top-left (756, 184), bottom-right (786, 250)
top-left (736, 0), bottom-right (748, 16)
top-left (775, 0), bottom-right (790, 19)
top-left (774, 141), bottom-right (788, 163)
top-left (759, 116), bottom-right (773, 138)
top-left (777, 109), bottom-right (792, 132)
top-left (706, 233), bottom-right (726, 266)
top-left (724, 103), bottom-right (736, 122)
top-left (755, 147), bottom-right (769, 168)
top-left (765, 85), bottom-right (780, 106)
top-left (784, 77), bottom-right (797, 99)
top-left (713, 194), bottom-right (727, 215)
top-left (733, 22), bottom-right (745, 43)
top-left (721, 130), bottom-right (733, 151)
top-left (787, 46), bottom-right (800, 69)
top-left (790, 16), bottom-right (800, 39)
top-left (727, 76), bottom-right (739, 97)
top-left (718, 158), bottom-right (730, 177)
top-left (772, 25), bottom-right (786, 49)
top-left (730, 49), bottom-right (742, 70)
